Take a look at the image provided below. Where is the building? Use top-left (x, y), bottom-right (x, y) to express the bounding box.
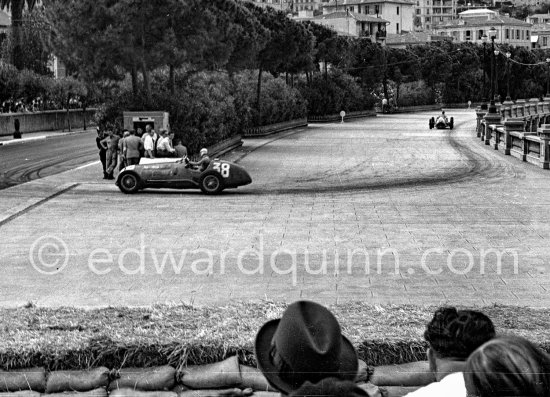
top-left (293, 0), bottom-right (330, 12)
top-left (385, 30), bottom-right (452, 47)
top-left (0, 10), bottom-right (10, 41)
top-left (432, 8), bottom-right (532, 48)
top-left (526, 13), bottom-right (550, 25)
top-left (241, 0), bottom-right (290, 11)
top-left (531, 23), bottom-right (550, 49)
top-left (311, 10), bottom-right (389, 40)
top-left (322, 0), bottom-right (415, 34)
top-left (414, 0), bottom-right (457, 31)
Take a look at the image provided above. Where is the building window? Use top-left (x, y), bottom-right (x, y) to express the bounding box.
top-left (505, 29), bottom-right (509, 39)
top-left (526, 30), bottom-right (530, 39)
top-left (397, 23), bottom-right (400, 33)
top-left (544, 37), bottom-right (548, 46)
top-left (478, 29), bottom-right (483, 40)
top-left (516, 29), bottom-right (520, 39)
top-left (375, 5), bottom-right (379, 14)
top-left (465, 30), bottom-right (471, 40)
top-left (397, 6), bottom-right (400, 14)
top-left (366, 6), bottom-right (370, 13)
top-left (416, 9), bottom-right (420, 14)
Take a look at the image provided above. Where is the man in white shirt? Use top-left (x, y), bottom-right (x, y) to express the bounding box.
top-left (156, 130), bottom-right (176, 157)
top-left (401, 308), bottom-right (495, 397)
top-left (142, 124), bottom-right (158, 158)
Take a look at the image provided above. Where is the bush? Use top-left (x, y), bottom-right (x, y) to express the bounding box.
top-left (397, 80), bottom-right (436, 107)
top-left (299, 72), bottom-right (367, 116)
top-left (97, 70), bottom-right (308, 154)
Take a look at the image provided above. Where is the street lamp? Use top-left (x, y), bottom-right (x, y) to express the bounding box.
top-left (546, 58), bottom-right (550, 99)
top-left (488, 26), bottom-right (497, 114)
top-left (481, 33), bottom-right (488, 110)
top-left (505, 51), bottom-right (511, 102)
top-left (494, 49), bottom-right (500, 103)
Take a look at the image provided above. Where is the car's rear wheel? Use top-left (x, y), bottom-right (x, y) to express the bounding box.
top-left (118, 173), bottom-right (141, 194)
top-left (200, 172), bottom-right (224, 195)
top-left (449, 117), bottom-right (454, 129)
top-left (429, 117), bottom-right (434, 129)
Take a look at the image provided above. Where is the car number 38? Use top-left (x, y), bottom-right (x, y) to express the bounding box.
top-left (213, 162), bottom-right (231, 178)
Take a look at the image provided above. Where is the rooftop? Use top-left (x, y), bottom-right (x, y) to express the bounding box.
top-left (386, 31), bottom-right (452, 45)
top-left (315, 11), bottom-right (389, 23)
top-left (435, 14), bottom-right (532, 28)
top-left (325, 0), bottom-right (415, 6)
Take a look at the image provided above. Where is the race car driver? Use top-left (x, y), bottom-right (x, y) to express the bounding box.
top-left (187, 148), bottom-right (211, 172)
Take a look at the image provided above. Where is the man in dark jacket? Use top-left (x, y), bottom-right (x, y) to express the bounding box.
top-left (95, 127), bottom-right (108, 179)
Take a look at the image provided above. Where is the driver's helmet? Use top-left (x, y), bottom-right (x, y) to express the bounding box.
top-left (200, 148), bottom-right (208, 156)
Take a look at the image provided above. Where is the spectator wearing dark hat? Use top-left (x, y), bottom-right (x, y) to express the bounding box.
top-left (255, 300), bottom-right (369, 397)
top-left (464, 336), bottom-right (550, 397)
top-left (398, 307), bottom-right (495, 397)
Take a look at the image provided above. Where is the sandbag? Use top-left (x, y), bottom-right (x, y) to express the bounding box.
top-left (180, 357), bottom-right (240, 389)
top-left (0, 392), bottom-right (41, 397)
top-left (45, 368), bottom-right (109, 394)
top-left (41, 388), bottom-right (108, 396)
top-left (0, 368), bottom-right (47, 392)
top-left (109, 389), bottom-right (177, 397)
top-left (250, 392), bottom-right (280, 397)
top-left (109, 366), bottom-right (176, 392)
top-left (179, 389), bottom-right (252, 397)
top-left (237, 366), bottom-right (275, 392)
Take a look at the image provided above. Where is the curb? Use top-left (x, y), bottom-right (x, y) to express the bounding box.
top-left (0, 129), bottom-right (93, 147)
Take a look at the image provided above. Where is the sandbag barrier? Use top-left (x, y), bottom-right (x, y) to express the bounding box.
top-left (0, 357), bottom-right (278, 396)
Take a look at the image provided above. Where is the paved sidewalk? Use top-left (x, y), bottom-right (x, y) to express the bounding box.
top-left (0, 110), bottom-right (549, 308)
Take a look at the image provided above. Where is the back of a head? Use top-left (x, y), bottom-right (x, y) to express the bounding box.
top-left (424, 307), bottom-right (495, 359)
top-left (465, 336), bottom-right (550, 397)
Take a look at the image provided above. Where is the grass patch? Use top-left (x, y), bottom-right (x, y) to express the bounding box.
top-left (1, 302), bottom-right (549, 371)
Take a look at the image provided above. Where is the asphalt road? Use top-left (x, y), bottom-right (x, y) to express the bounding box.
top-left (0, 132), bottom-right (98, 190)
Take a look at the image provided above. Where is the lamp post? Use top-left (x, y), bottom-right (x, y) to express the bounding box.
top-left (481, 33), bottom-right (488, 110)
top-left (488, 26), bottom-right (497, 114)
top-left (494, 48), bottom-right (500, 103)
top-left (505, 51), bottom-right (511, 102)
top-left (546, 57), bottom-right (550, 99)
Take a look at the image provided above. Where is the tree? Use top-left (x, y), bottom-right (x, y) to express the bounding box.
top-left (0, 7), bottom-right (51, 74)
top-left (0, 0), bottom-right (37, 70)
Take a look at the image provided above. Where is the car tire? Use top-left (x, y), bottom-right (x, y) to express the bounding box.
top-left (118, 173), bottom-right (141, 194)
top-left (450, 117), bottom-right (454, 129)
top-left (429, 117), bottom-right (434, 129)
top-left (200, 172), bottom-right (224, 195)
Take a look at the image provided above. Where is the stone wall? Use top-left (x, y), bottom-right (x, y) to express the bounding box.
top-left (0, 109), bottom-right (97, 137)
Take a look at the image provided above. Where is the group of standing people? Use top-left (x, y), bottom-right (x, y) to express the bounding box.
top-left (95, 123), bottom-right (188, 179)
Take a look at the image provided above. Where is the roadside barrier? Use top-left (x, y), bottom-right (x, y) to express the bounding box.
top-left (308, 110), bottom-right (375, 122)
top-left (0, 109), bottom-right (97, 137)
top-left (0, 361), bottom-right (276, 396)
top-left (476, 98), bottom-right (550, 169)
top-left (243, 118), bottom-right (307, 137)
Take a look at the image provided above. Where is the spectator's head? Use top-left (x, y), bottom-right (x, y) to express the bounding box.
top-left (464, 336), bottom-right (550, 397)
top-left (146, 124), bottom-right (152, 133)
top-left (424, 307), bottom-right (495, 360)
top-left (200, 148), bottom-right (208, 157)
top-left (169, 131), bottom-right (175, 138)
top-left (137, 127), bottom-right (143, 136)
top-left (129, 129), bottom-right (136, 136)
top-left (255, 301), bottom-right (358, 395)
top-left (174, 139), bottom-right (182, 146)
top-left (123, 130), bottom-right (130, 138)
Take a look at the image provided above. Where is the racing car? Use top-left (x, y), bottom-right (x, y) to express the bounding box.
top-left (116, 158), bottom-right (252, 194)
top-left (429, 114), bottom-right (454, 130)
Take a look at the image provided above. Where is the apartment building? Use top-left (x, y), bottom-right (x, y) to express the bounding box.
top-left (414, 0), bottom-right (457, 31)
top-left (432, 8), bottom-right (532, 48)
top-left (311, 10), bottom-right (389, 40)
top-left (526, 13), bottom-right (550, 25)
top-left (531, 23), bottom-right (550, 49)
top-left (322, 0), bottom-right (415, 34)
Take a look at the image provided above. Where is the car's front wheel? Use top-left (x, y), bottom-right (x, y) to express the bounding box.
top-left (118, 173), bottom-right (141, 194)
top-left (200, 172), bottom-right (224, 195)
